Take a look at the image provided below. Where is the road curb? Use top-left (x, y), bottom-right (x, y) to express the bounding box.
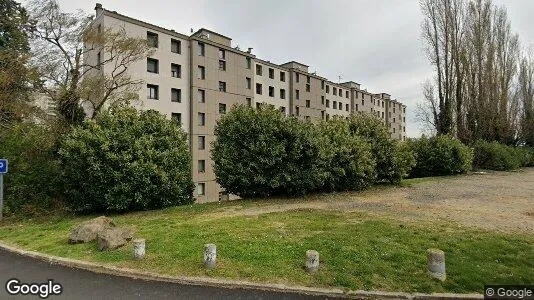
top-left (0, 241), bottom-right (483, 299)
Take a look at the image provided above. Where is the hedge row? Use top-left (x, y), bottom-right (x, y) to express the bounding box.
top-left (212, 105), bottom-right (415, 198)
top-left (473, 140), bottom-right (534, 171)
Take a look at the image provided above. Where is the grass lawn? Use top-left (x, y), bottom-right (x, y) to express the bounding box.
top-left (0, 202), bottom-right (532, 294)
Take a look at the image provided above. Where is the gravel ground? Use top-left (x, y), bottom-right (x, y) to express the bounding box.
top-left (207, 168), bottom-right (534, 234)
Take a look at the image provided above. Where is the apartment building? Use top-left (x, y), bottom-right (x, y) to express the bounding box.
top-left (86, 3), bottom-right (407, 203)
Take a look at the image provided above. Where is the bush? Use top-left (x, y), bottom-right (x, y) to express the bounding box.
top-left (347, 114), bottom-right (415, 183)
top-left (59, 107), bottom-right (194, 213)
top-left (473, 140), bottom-right (533, 170)
top-left (0, 122), bottom-right (62, 216)
top-left (408, 135), bottom-right (473, 177)
top-left (316, 118), bottom-right (376, 191)
top-left (212, 105), bottom-right (326, 197)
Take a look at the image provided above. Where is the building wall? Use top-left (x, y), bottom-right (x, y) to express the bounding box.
top-left (253, 61), bottom-right (290, 113)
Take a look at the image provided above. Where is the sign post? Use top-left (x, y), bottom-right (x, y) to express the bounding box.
top-left (0, 159), bottom-right (7, 221)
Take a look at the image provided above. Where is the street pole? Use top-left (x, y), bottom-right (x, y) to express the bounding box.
top-left (0, 173), bottom-right (3, 221)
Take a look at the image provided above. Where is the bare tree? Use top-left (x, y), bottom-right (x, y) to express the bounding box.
top-left (26, 0), bottom-right (151, 125)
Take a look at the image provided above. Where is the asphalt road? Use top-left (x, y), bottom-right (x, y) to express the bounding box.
top-left (0, 249), bottom-right (340, 300)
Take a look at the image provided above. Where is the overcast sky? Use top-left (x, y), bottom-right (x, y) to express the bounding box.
top-left (54, 0), bottom-right (534, 137)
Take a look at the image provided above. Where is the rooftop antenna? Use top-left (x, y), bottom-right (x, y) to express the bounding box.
top-left (190, 28), bottom-right (194, 33)
top-left (338, 75), bottom-right (342, 84)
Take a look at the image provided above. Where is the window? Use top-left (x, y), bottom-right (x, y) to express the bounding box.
top-left (147, 58), bottom-right (159, 73)
top-left (339, 89), bottom-right (342, 97)
top-left (219, 60), bottom-right (226, 71)
top-left (355, 104), bottom-right (359, 111)
top-left (280, 71), bottom-right (285, 82)
top-left (171, 88), bottom-right (181, 102)
top-left (333, 101), bottom-right (337, 109)
top-left (403, 107), bottom-right (406, 113)
top-left (326, 99), bottom-right (330, 108)
top-left (198, 89), bottom-right (205, 103)
top-left (307, 76), bottom-right (310, 84)
top-left (256, 83), bottom-right (262, 95)
top-left (306, 84), bottom-right (310, 92)
top-left (171, 113), bottom-right (181, 126)
top-left (198, 160), bottom-right (205, 173)
top-left (218, 48), bottom-right (225, 59)
top-left (198, 42), bottom-right (205, 56)
top-left (361, 99), bottom-right (365, 105)
top-left (333, 87), bottom-right (337, 95)
top-left (246, 98), bottom-right (252, 107)
top-left (296, 73), bottom-right (300, 83)
top-left (147, 84), bottom-right (159, 99)
top-left (280, 89), bottom-right (286, 99)
top-left (256, 103), bottom-right (261, 109)
top-left (269, 68), bottom-right (274, 79)
top-left (296, 90), bottom-right (300, 100)
top-left (382, 101), bottom-right (385, 108)
top-left (346, 104), bottom-right (349, 111)
top-left (403, 117), bottom-right (406, 122)
top-left (393, 107), bottom-right (396, 113)
top-left (219, 103), bottom-right (227, 114)
top-left (147, 31), bottom-right (158, 48)
top-left (246, 77), bottom-right (251, 89)
top-left (346, 91), bottom-right (349, 98)
top-left (339, 104), bottom-right (343, 111)
top-left (95, 52), bottom-right (102, 70)
top-left (198, 65), bottom-right (205, 79)
top-left (393, 117), bottom-right (396, 123)
top-left (321, 96), bottom-right (325, 105)
top-left (382, 111), bottom-right (384, 118)
top-left (306, 100), bottom-right (310, 108)
top-left (171, 64), bottom-right (181, 78)
top-left (269, 86), bottom-right (274, 97)
top-left (197, 183), bottom-right (205, 196)
top-left (393, 128), bottom-right (396, 133)
top-left (218, 81), bottom-right (226, 92)
top-left (321, 110), bottom-right (325, 119)
top-left (321, 81), bottom-right (325, 90)
top-left (198, 136), bottom-right (205, 150)
top-left (198, 112), bottom-right (205, 126)
top-left (246, 57), bottom-right (252, 69)
top-left (389, 112), bottom-right (392, 118)
top-left (295, 106), bottom-right (300, 116)
top-left (256, 64), bottom-right (262, 76)
top-left (326, 85), bottom-right (330, 93)
top-left (171, 39), bottom-right (181, 54)
top-left (403, 126), bottom-right (406, 132)
top-left (280, 107), bottom-right (286, 114)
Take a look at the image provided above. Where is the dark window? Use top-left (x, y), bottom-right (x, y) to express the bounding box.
top-left (147, 58), bottom-right (159, 73)
top-left (218, 81), bottom-right (226, 92)
top-left (219, 60), bottom-right (226, 71)
top-left (246, 57), bottom-right (251, 69)
top-left (280, 107), bottom-right (286, 114)
top-left (296, 73), bottom-right (300, 83)
top-left (147, 84), bottom-right (159, 99)
top-left (346, 104), bottom-right (349, 111)
top-left (171, 88), bottom-right (181, 102)
top-left (198, 66), bottom-right (205, 79)
top-left (296, 90), bottom-right (300, 100)
top-left (171, 64), bottom-right (181, 78)
top-left (295, 106), bottom-right (300, 116)
top-left (147, 31), bottom-right (158, 47)
top-left (326, 99), bottom-right (330, 108)
top-left (326, 85), bottom-right (330, 93)
top-left (198, 160), bottom-right (205, 173)
top-left (280, 89), bottom-right (286, 99)
top-left (256, 64), bottom-right (262, 76)
top-left (246, 77), bottom-right (251, 89)
top-left (393, 107), bottom-right (396, 113)
top-left (321, 81), bottom-right (325, 90)
top-left (171, 113), bottom-right (181, 126)
top-left (198, 89), bottom-right (205, 103)
top-left (346, 91), bottom-right (349, 98)
top-left (198, 136), bottom-right (205, 150)
top-left (306, 100), bottom-right (310, 108)
top-left (197, 183), bottom-right (205, 196)
top-left (306, 84), bottom-right (310, 92)
top-left (333, 87), bottom-right (337, 95)
top-left (307, 76), bottom-right (310, 84)
top-left (333, 101), bottom-right (337, 109)
top-left (339, 89), bottom-right (342, 97)
top-left (198, 112), bottom-right (205, 126)
top-left (246, 98), bottom-right (252, 106)
top-left (269, 68), bottom-right (274, 79)
top-left (269, 86), bottom-right (274, 97)
top-left (321, 110), bottom-right (325, 119)
top-left (218, 49), bottom-right (225, 59)
top-left (321, 96), bottom-right (324, 105)
top-left (280, 72), bottom-right (285, 82)
top-left (361, 99), bottom-right (364, 105)
top-left (256, 83), bottom-right (262, 95)
top-left (198, 42), bottom-right (205, 56)
top-left (171, 39), bottom-right (181, 54)
top-left (219, 103), bottom-right (227, 114)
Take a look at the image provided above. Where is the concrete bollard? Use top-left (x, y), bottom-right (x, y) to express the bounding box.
top-left (427, 248), bottom-right (446, 281)
top-left (133, 239), bottom-right (145, 259)
top-left (306, 250), bottom-right (319, 273)
top-left (204, 244), bottom-right (217, 268)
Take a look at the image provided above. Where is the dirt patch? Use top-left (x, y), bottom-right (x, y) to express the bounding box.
top-left (204, 168), bottom-right (534, 233)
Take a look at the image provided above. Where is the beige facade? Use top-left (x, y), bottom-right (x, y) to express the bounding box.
top-left (85, 4), bottom-right (408, 203)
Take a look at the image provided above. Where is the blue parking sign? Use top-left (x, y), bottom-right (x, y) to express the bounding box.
top-left (0, 159), bottom-right (7, 174)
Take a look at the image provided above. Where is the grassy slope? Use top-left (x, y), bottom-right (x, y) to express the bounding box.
top-left (0, 203), bottom-right (532, 294)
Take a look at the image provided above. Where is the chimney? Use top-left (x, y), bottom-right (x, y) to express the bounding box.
top-left (95, 3), bottom-right (103, 15)
top-left (247, 47), bottom-right (253, 54)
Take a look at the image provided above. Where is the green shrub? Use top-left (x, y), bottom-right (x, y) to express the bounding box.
top-left (317, 118), bottom-right (376, 191)
top-left (473, 140), bottom-right (524, 171)
top-left (347, 114), bottom-right (415, 183)
top-left (212, 105), bottom-right (327, 197)
top-left (408, 135), bottom-right (473, 177)
top-left (0, 122), bottom-right (62, 216)
top-left (59, 107), bottom-right (194, 213)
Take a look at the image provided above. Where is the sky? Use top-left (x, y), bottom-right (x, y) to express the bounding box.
top-left (52, 0), bottom-right (534, 137)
